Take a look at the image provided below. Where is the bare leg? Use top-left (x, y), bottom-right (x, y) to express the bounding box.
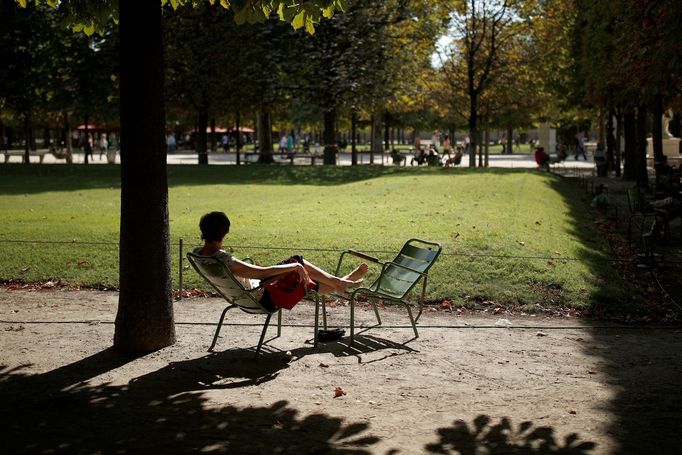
top-left (302, 259), bottom-right (368, 295)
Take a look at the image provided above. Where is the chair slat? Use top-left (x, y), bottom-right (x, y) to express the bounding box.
top-left (400, 244), bottom-right (439, 262)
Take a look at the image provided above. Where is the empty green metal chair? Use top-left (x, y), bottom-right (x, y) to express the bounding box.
top-left (334, 238), bottom-right (442, 346)
top-left (186, 252), bottom-right (325, 355)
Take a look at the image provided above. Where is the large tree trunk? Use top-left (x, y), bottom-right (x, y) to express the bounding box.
top-left (235, 109), bottom-right (241, 165)
top-left (210, 116), bottom-right (217, 152)
top-left (635, 104), bottom-right (648, 184)
top-left (606, 107), bottom-right (615, 175)
top-left (83, 117), bottom-right (91, 165)
top-left (351, 110), bottom-right (358, 166)
top-left (197, 108), bottom-right (208, 165)
top-left (370, 111), bottom-right (382, 165)
top-left (622, 109), bottom-right (637, 181)
top-left (468, 94), bottom-right (478, 167)
top-left (383, 111), bottom-right (390, 153)
top-left (23, 112), bottom-right (30, 164)
top-left (323, 108), bottom-right (337, 165)
top-left (114, 0), bottom-right (175, 353)
top-left (257, 109), bottom-right (274, 164)
top-left (506, 126), bottom-right (513, 156)
top-left (64, 111), bottom-right (73, 164)
top-left (615, 109), bottom-right (622, 177)
top-left (652, 94), bottom-right (663, 162)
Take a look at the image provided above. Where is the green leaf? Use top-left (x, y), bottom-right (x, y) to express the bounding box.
top-left (322, 5), bottom-right (334, 19)
top-left (83, 22), bottom-right (95, 36)
top-left (291, 11), bottom-right (305, 30)
top-left (305, 16), bottom-right (316, 35)
top-left (16, 0), bottom-right (27, 7)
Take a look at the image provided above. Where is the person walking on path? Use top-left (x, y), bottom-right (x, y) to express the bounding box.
top-left (574, 132), bottom-right (587, 160)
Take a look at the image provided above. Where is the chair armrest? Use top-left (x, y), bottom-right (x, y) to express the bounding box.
top-left (346, 249), bottom-right (380, 263)
top-left (335, 249), bottom-right (382, 276)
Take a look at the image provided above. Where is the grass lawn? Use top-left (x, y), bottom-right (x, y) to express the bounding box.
top-left (0, 164), bottom-right (636, 314)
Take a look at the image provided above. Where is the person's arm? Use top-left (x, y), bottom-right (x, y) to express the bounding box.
top-left (229, 258), bottom-right (308, 282)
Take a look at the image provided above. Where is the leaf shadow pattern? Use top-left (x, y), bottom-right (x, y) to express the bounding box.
top-left (0, 348), bottom-right (381, 454)
top-left (425, 415), bottom-right (596, 455)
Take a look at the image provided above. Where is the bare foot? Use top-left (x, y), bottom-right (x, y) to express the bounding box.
top-left (343, 263), bottom-right (369, 282)
top-left (335, 278), bottom-right (363, 294)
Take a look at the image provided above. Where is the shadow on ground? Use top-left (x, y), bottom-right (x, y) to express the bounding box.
top-left (0, 348), bottom-right (380, 453)
top-left (1, 338), bottom-right (599, 454)
top-left (0, 163), bottom-right (530, 195)
top-left (548, 172), bottom-right (682, 454)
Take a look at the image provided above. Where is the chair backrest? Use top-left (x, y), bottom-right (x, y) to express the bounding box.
top-left (374, 239), bottom-right (442, 299)
top-left (186, 252), bottom-right (271, 314)
top-left (627, 186), bottom-right (647, 214)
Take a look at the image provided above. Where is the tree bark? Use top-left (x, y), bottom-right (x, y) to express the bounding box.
top-left (323, 108), bottom-right (337, 165)
top-left (114, 0), bottom-right (175, 353)
top-left (351, 110), bottom-right (357, 166)
top-left (235, 109), bottom-right (241, 165)
top-left (23, 112), bottom-right (30, 164)
top-left (197, 108), bottom-right (208, 165)
top-left (468, 94), bottom-right (477, 168)
top-left (210, 116), bottom-right (216, 152)
top-left (83, 117), bottom-right (91, 165)
top-left (506, 126), bottom-right (513, 156)
top-left (371, 112), bottom-right (383, 165)
top-left (615, 108), bottom-right (622, 177)
top-left (635, 104), bottom-right (648, 184)
top-left (257, 109), bottom-right (274, 164)
top-left (383, 111), bottom-right (390, 153)
top-left (652, 94), bottom-right (663, 162)
top-left (622, 109), bottom-right (636, 181)
top-left (64, 111), bottom-right (73, 164)
top-left (606, 107), bottom-right (615, 174)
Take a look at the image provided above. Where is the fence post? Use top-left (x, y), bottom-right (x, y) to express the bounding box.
top-left (178, 237), bottom-right (183, 300)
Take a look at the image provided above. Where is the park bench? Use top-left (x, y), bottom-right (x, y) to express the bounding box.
top-left (3, 149), bottom-right (49, 164)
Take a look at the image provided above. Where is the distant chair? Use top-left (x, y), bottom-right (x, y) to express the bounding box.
top-left (626, 186), bottom-right (669, 246)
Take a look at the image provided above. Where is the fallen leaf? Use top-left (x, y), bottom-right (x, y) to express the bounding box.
top-left (334, 387), bottom-right (346, 398)
top-left (569, 410), bottom-right (576, 415)
top-left (319, 363), bottom-right (329, 368)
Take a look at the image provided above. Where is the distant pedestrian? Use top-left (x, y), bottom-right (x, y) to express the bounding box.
top-left (279, 135), bottom-right (288, 155)
top-left (574, 132), bottom-right (587, 160)
top-left (221, 134), bottom-right (229, 153)
top-left (166, 133), bottom-right (176, 153)
top-left (98, 134), bottom-right (108, 160)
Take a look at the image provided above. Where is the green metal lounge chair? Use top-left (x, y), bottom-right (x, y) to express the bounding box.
top-left (186, 252), bottom-right (325, 355)
top-left (334, 238), bottom-right (442, 346)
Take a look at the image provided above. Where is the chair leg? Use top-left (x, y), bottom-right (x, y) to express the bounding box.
top-left (277, 309), bottom-right (282, 337)
top-left (313, 293), bottom-right (320, 347)
top-left (370, 301), bottom-right (382, 325)
top-left (405, 303), bottom-right (419, 338)
top-left (322, 298), bottom-right (328, 329)
top-left (209, 305), bottom-right (234, 352)
top-left (350, 295), bottom-right (356, 347)
top-left (255, 313), bottom-right (273, 357)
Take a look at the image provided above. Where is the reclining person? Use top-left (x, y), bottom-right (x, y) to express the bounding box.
top-left (194, 212), bottom-right (368, 307)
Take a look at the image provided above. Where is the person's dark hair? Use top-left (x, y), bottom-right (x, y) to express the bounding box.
top-left (199, 211), bottom-right (230, 242)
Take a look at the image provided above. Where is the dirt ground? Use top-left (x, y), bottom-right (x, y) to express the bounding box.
top-left (1, 288), bottom-right (681, 454)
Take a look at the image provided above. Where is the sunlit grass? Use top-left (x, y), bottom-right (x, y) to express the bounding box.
top-left (0, 164), bottom-right (636, 313)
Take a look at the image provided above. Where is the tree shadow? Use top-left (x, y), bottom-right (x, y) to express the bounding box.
top-left (0, 347), bottom-right (381, 454)
top-left (425, 415), bottom-right (596, 454)
top-left (546, 174), bottom-right (682, 453)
